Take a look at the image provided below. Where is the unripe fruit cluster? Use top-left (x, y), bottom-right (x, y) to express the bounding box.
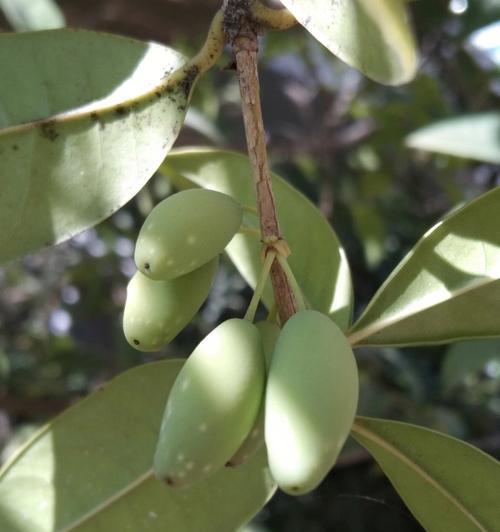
top-left (154, 309), bottom-right (358, 496)
top-left (122, 188), bottom-right (359, 496)
top-left (123, 188), bottom-right (243, 351)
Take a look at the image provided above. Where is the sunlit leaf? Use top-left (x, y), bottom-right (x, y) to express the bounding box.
top-left (406, 113), bottom-right (500, 164)
top-left (0, 360), bottom-right (275, 531)
top-left (161, 148), bottom-right (353, 331)
top-left (279, 0), bottom-right (418, 85)
top-left (0, 0), bottom-right (64, 31)
top-left (349, 187), bottom-right (500, 346)
top-left (352, 417), bottom-right (500, 532)
top-left (0, 29), bottom-right (197, 264)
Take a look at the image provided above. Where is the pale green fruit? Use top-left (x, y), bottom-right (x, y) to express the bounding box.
top-left (265, 310), bottom-right (358, 495)
top-left (123, 257), bottom-right (218, 352)
top-left (135, 189), bottom-right (242, 280)
top-left (227, 321), bottom-right (281, 467)
top-left (154, 319), bottom-right (266, 488)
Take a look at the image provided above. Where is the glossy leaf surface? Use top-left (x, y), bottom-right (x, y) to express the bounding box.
top-left (0, 360), bottom-right (275, 531)
top-left (162, 148), bottom-right (353, 330)
top-left (0, 29), bottom-right (195, 264)
top-left (352, 417), bottom-right (500, 532)
top-left (406, 113), bottom-right (500, 164)
top-left (279, 0), bottom-right (418, 85)
top-left (349, 187), bottom-right (500, 346)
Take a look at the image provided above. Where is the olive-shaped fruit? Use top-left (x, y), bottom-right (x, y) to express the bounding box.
top-left (135, 189), bottom-right (242, 280)
top-left (227, 321), bottom-right (281, 467)
top-left (123, 257), bottom-right (218, 352)
top-left (265, 310), bottom-right (359, 495)
top-left (153, 319), bottom-right (266, 488)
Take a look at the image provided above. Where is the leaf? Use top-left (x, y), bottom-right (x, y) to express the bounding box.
top-left (406, 113), bottom-right (500, 164)
top-left (352, 416), bottom-right (500, 532)
top-left (351, 203), bottom-right (385, 268)
top-left (161, 148), bottom-right (353, 331)
top-left (0, 360), bottom-right (275, 531)
top-left (0, 29), bottom-right (196, 264)
top-left (278, 0), bottom-right (418, 85)
top-left (0, 0), bottom-right (64, 31)
top-left (441, 339), bottom-right (500, 394)
top-left (348, 187), bottom-right (500, 346)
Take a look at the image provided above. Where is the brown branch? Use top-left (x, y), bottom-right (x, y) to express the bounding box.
top-left (227, 3), bottom-right (297, 324)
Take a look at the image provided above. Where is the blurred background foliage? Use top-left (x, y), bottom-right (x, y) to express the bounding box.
top-left (0, 0), bottom-right (499, 530)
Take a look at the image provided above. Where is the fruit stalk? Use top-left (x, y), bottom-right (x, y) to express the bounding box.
top-left (227, 2), bottom-right (298, 323)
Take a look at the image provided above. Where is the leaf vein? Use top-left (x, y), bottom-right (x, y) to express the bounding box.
top-left (351, 422), bottom-right (488, 532)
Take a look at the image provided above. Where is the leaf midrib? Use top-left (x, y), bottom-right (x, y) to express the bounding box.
top-left (60, 469), bottom-right (153, 531)
top-left (0, 63), bottom-right (188, 137)
top-left (348, 276), bottom-right (498, 346)
top-left (351, 421), bottom-right (487, 532)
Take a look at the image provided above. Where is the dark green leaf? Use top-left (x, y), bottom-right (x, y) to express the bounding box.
top-left (352, 416), bottom-right (500, 532)
top-left (441, 339), bottom-right (500, 394)
top-left (349, 187), bottom-right (500, 346)
top-left (162, 148), bottom-right (353, 331)
top-left (0, 360), bottom-right (275, 531)
top-left (0, 30), bottom-right (195, 264)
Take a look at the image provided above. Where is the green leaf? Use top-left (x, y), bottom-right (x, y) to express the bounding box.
top-left (0, 360), bottom-right (275, 531)
top-left (352, 417), bottom-right (500, 532)
top-left (161, 148), bottom-right (353, 331)
top-left (0, 29), bottom-right (196, 264)
top-left (406, 113), bottom-right (500, 164)
top-left (441, 339), bottom-right (500, 394)
top-left (349, 187), bottom-right (500, 346)
top-left (0, 0), bottom-right (65, 31)
top-left (279, 0), bottom-right (418, 85)
top-left (351, 203), bottom-right (385, 269)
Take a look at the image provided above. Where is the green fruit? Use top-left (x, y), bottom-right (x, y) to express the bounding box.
top-left (135, 189), bottom-right (242, 280)
top-left (265, 310), bottom-right (358, 495)
top-left (227, 321), bottom-right (281, 467)
top-left (154, 319), bottom-right (266, 488)
top-left (123, 257), bottom-right (218, 352)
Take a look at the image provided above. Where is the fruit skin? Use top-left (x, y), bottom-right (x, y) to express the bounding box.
top-left (123, 257), bottom-right (218, 352)
top-left (135, 189), bottom-right (242, 280)
top-left (265, 310), bottom-right (359, 495)
top-left (227, 321), bottom-right (281, 467)
top-left (153, 319), bottom-right (266, 488)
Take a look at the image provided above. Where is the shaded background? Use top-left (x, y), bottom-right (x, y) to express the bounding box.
top-left (0, 1), bottom-right (499, 530)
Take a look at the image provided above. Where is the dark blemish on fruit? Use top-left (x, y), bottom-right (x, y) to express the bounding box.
top-left (11, 144), bottom-right (19, 151)
top-left (155, 91), bottom-right (162, 99)
top-left (165, 477), bottom-right (175, 486)
top-left (144, 263), bottom-right (151, 271)
top-left (133, 339), bottom-right (140, 345)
